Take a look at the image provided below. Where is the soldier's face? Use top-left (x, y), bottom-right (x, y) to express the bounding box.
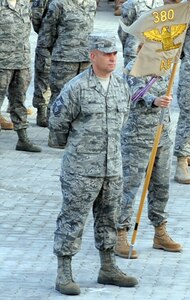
top-left (90, 50), bottom-right (117, 78)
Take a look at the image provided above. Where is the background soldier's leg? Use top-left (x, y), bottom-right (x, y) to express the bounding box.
top-left (149, 139), bottom-right (182, 252)
top-left (174, 85), bottom-right (190, 184)
top-left (0, 69), bottom-right (13, 130)
top-left (33, 48), bottom-right (51, 127)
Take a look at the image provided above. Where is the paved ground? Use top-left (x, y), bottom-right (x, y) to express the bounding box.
top-left (0, 1), bottom-right (190, 299)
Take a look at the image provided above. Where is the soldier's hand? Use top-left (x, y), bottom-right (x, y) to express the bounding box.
top-left (153, 95), bottom-right (172, 108)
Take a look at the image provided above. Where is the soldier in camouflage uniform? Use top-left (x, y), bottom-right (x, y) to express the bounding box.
top-left (118, 0), bottom-right (163, 67)
top-left (37, 0), bottom-right (97, 144)
top-left (31, 0), bottom-right (52, 127)
top-left (114, 52), bottom-right (182, 259)
top-left (173, 25), bottom-right (190, 184)
top-left (49, 33), bottom-right (138, 295)
top-left (0, 0), bottom-right (41, 152)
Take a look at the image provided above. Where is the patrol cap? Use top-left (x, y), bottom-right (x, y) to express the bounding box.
top-left (88, 33), bottom-right (118, 53)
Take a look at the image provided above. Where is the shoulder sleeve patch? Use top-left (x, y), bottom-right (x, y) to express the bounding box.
top-left (127, 76), bottom-right (139, 88)
top-left (52, 96), bottom-right (64, 116)
top-left (32, 0), bottom-right (41, 8)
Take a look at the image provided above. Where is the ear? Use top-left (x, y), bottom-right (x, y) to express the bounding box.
top-left (90, 52), bottom-right (95, 60)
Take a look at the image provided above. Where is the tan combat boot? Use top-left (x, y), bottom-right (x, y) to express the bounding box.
top-left (98, 250), bottom-right (138, 287)
top-left (26, 107), bottom-right (33, 115)
top-left (55, 256), bottom-right (81, 295)
top-left (0, 114), bottom-right (13, 130)
top-left (174, 157), bottom-right (190, 184)
top-left (153, 223), bottom-right (182, 252)
top-left (114, 0), bottom-right (124, 16)
top-left (114, 229), bottom-right (138, 259)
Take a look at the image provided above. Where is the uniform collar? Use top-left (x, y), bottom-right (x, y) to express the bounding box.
top-left (87, 66), bottom-right (121, 96)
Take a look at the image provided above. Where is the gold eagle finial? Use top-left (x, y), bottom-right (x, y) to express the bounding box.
top-left (143, 24), bottom-right (187, 52)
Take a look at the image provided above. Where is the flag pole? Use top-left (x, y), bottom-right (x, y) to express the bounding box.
top-left (128, 62), bottom-right (178, 259)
